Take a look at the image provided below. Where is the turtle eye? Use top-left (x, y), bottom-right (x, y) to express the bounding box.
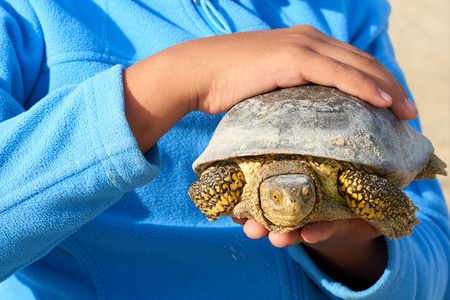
top-left (272, 192), bottom-right (281, 204)
top-left (301, 185), bottom-right (311, 199)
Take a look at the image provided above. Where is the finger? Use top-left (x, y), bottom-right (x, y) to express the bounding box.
top-left (305, 27), bottom-right (404, 92)
top-left (295, 53), bottom-right (392, 107)
top-left (389, 96), bottom-right (418, 120)
top-left (293, 25), bottom-right (376, 61)
top-left (290, 26), bottom-right (417, 120)
top-left (231, 217), bottom-right (247, 225)
top-left (243, 219), bottom-right (269, 239)
top-left (301, 219), bottom-right (382, 244)
top-left (314, 43), bottom-right (418, 120)
top-left (300, 221), bottom-right (335, 244)
top-left (268, 230), bottom-right (303, 248)
top-left (314, 42), bottom-right (405, 96)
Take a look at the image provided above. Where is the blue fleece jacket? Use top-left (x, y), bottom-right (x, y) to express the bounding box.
top-left (0, 0), bottom-right (449, 299)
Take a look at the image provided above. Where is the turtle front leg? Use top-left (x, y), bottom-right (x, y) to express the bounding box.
top-left (189, 162), bottom-right (246, 221)
top-left (338, 170), bottom-right (420, 239)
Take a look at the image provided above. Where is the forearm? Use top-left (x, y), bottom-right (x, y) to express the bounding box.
top-left (123, 51), bottom-right (194, 153)
top-left (0, 66), bottom-right (159, 281)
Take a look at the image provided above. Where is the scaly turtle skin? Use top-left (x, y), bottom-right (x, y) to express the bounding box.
top-left (188, 85), bottom-right (447, 239)
top-left (189, 163), bottom-right (245, 219)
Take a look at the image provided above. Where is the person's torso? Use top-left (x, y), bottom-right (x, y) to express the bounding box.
top-left (8, 1), bottom-right (382, 298)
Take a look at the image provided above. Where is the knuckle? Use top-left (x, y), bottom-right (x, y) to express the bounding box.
top-left (331, 60), bottom-right (351, 74)
top-left (354, 72), bottom-right (374, 87)
top-left (355, 52), bottom-right (377, 69)
top-left (292, 24), bottom-right (321, 36)
top-left (364, 52), bottom-right (377, 62)
top-left (299, 24), bottom-right (317, 33)
top-left (277, 43), bottom-right (310, 61)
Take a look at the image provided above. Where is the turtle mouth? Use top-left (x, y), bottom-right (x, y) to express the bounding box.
top-left (264, 213), bottom-right (305, 225)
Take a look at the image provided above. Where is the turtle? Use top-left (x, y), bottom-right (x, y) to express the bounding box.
top-left (188, 85), bottom-right (447, 239)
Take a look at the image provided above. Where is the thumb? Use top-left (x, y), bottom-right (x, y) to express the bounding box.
top-left (301, 221), bottom-right (338, 244)
top-left (301, 219), bottom-right (381, 244)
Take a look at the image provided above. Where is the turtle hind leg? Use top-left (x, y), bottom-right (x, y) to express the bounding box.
top-left (188, 162), bottom-right (246, 221)
top-left (338, 170), bottom-right (420, 239)
top-left (414, 154), bottom-right (447, 180)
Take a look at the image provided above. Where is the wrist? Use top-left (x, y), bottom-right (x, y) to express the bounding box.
top-left (122, 54), bottom-right (193, 153)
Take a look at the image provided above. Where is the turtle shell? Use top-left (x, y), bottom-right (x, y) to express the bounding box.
top-left (193, 85), bottom-right (434, 189)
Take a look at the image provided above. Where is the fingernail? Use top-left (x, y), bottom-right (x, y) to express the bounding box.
top-left (404, 98), bottom-right (418, 117)
top-left (378, 89), bottom-right (392, 104)
top-left (302, 235), bottom-right (316, 244)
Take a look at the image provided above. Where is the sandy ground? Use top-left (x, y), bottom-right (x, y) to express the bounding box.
top-left (388, 0), bottom-right (449, 207)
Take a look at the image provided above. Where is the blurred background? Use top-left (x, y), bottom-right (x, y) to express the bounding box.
top-left (388, 0), bottom-right (449, 207)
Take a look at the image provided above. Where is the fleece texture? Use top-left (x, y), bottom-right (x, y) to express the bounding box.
top-left (0, 0), bottom-right (449, 299)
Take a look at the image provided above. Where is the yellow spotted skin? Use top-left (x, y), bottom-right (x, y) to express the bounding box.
top-left (189, 163), bottom-right (246, 221)
top-left (338, 169), bottom-right (420, 239)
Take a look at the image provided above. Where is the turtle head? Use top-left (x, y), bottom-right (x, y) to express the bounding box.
top-left (259, 174), bottom-right (316, 226)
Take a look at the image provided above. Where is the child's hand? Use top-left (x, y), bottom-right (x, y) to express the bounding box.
top-left (123, 26), bottom-right (417, 152)
top-left (185, 26), bottom-right (416, 119)
top-left (234, 217), bottom-right (381, 247)
top-left (234, 217), bottom-right (387, 290)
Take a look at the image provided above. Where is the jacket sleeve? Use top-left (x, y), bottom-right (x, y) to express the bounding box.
top-left (288, 1), bottom-right (450, 299)
top-left (0, 3), bottom-right (160, 281)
